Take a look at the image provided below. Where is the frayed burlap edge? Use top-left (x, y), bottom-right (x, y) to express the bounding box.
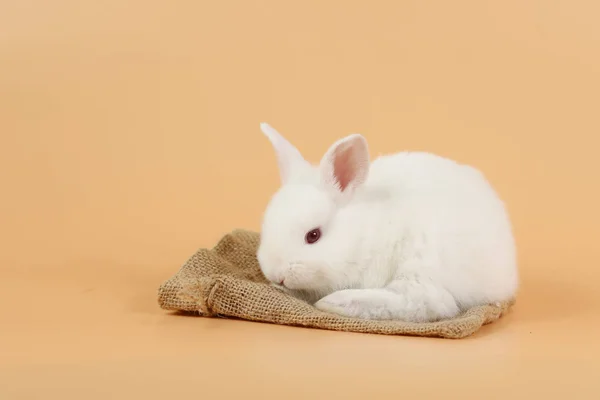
top-left (158, 229), bottom-right (514, 339)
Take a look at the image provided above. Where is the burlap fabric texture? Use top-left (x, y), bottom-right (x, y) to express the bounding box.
top-left (158, 229), bottom-right (514, 339)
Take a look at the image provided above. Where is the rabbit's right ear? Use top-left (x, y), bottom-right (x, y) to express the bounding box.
top-left (260, 123), bottom-right (308, 185)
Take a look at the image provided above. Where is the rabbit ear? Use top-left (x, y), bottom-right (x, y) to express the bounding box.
top-left (319, 133), bottom-right (370, 202)
top-left (260, 123), bottom-right (309, 185)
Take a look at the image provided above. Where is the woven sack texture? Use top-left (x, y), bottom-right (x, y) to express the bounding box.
top-left (158, 229), bottom-right (514, 339)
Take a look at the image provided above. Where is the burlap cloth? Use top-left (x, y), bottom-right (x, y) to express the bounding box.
top-left (158, 229), bottom-right (514, 339)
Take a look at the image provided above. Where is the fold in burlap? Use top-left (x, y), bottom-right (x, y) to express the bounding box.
top-left (158, 229), bottom-right (514, 339)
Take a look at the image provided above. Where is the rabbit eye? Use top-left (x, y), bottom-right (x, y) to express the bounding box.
top-left (305, 228), bottom-right (321, 244)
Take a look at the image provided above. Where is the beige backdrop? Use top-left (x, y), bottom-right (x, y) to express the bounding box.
top-left (1, 1), bottom-right (599, 398)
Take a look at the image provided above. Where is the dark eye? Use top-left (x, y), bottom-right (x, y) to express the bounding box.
top-left (305, 228), bottom-right (321, 244)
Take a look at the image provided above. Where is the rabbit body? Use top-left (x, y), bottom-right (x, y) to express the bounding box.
top-left (257, 123), bottom-right (518, 322)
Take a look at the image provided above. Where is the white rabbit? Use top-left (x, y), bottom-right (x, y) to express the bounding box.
top-left (256, 123), bottom-right (518, 322)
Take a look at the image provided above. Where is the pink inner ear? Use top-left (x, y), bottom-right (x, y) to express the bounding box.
top-left (333, 144), bottom-right (357, 192)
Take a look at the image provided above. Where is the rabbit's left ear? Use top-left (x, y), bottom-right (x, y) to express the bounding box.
top-left (319, 133), bottom-right (370, 202)
top-left (260, 123), bottom-right (310, 185)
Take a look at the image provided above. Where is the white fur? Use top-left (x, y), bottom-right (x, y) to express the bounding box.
top-left (256, 123), bottom-right (519, 322)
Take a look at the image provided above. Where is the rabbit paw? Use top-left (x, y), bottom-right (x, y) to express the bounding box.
top-left (314, 289), bottom-right (396, 320)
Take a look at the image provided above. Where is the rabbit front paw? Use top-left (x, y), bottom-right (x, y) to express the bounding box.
top-left (314, 289), bottom-right (397, 320)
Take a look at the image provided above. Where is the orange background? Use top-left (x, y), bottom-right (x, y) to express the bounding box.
top-left (1, 1), bottom-right (599, 398)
